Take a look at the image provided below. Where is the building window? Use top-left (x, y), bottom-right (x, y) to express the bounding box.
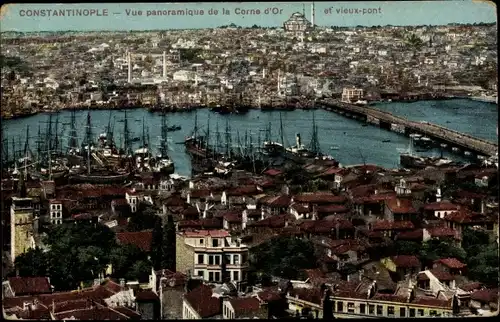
top-left (197, 254), bottom-right (204, 264)
top-left (347, 302), bottom-right (355, 313)
top-left (332, 301), bottom-right (336, 312)
top-left (225, 254), bottom-right (231, 264)
top-left (409, 308), bottom-right (415, 317)
top-left (209, 256), bottom-right (214, 265)
top-left (337, 301), bottom-right (343, 312)
top-left (215, 272), bottom-right (220, 282)
top-left (197, 270), bottom-right (204, 277)
top-left (233, 254), bottom-right (239, 265)
top-left (377, 305), bottom-right (383, 315)
top-left (418, 309), bottom-right (424, 316)
top-left (212, 239), bottom-right (219, 247)
top-left (199, 239), bottom-right (204, 245)
top-left (215, 256), bottom-right (221, 265)
top-left (209, 272), bottom-right (214, 281)
top-left (400, 307), bottom-right (406, 317)
top-left (368, 305), bottom-right (375, 315)
top-left (359, 304), bottom-right (366, 314)
top-left (388, 306), bottom-right (394, 316)
top-left (233, 271), bottom-right (239, 281)
top-left (430, 310), bottom-right (437, 316)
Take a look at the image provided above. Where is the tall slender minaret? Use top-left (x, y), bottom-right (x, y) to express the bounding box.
top-left (311, 2), bottom-right (315, 27)
top-left (127, 51), bottom-right (132, 83)
top-left (162, 51), bottom-right (167, 78)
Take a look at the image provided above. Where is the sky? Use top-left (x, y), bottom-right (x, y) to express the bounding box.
top-left (0, 1), bottom-right (497, 32)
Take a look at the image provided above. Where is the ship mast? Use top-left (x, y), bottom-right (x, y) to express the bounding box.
top-left (160, 112), bottom-right (169, 158)
top-left (67, 108), bottom-right (79, 153)
top-left (279, 112), bottom-right (285, 148)
top-left (84, 110), bottom-right (93, 175)
top-left (309, 111), bottom-right (321, 156)
top-left (225, 118), bottom-right (232, 159)
top-left (123, 110), bottom-right (132, 156)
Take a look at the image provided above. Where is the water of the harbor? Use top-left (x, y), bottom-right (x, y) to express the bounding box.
top-left (2, 99), bottom-right (497, 178)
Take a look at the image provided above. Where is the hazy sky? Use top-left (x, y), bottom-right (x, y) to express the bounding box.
top-left (0, 1), bottom-right (497, 32)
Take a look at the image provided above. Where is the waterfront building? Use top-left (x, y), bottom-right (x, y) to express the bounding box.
top-left (341, 87), bottom-right (364, 103)
top-left (48, 199), bottom-right (63, 225)
top-left (175, 230), bottom-right (249, 285)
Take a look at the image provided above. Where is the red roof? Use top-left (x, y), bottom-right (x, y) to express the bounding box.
top-left (396, 229), bottom-right (423, 241)
top-left (434, 258), bottom-right (467, 269)
top-left (444, 210), bottom-right (493, 224)
top-left (427, 227), bottom-right (459, 239)
top-left (257, 290), bottom-right (281, 303)
top-left (293, 193), bottom-right (346, 204)
top-left (8, 277), bottom-right (52, 296)
top-left (429, 269), bottom-right (454, 281)
top-left (223, 212), bottom-right (242, 224)
top-left (316, 204), bottom-right (349, 214)
top-left (411, 297), bottom-right (452, 308)
top-left (183, 229), bottom-right (230, 238)
top-left (116, 231), bottom-right (153, 252)
top-left (392, 255), bottom-right (421, 268)
top-left (290, 203), bottom-right (309, 213)
top-left (263, 169), bottom-right (283, 176)
top-left (288, 287), bottom-right (323, 305)
top-left (423, 201), bottom-right (460, 211)
top-left (190, 189), bottom-right (211, 198)
top-left (470, 288), bottom-right (499, 303)
top-left (385, 198), bottom-right (417, 214)
top-left (184, 284), bottom-right (221, 318)
top-left (228, 297), bottom-right (261, 316)
top-left (135, 289), bottom-right (159, 301)
top-left (372, 220), bottom-right (414, 231)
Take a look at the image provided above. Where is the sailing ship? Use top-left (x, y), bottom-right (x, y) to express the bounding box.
top-left (400, 136), bottom-right (457, 169)
top-left (151, 112), bottom-right (175, 175)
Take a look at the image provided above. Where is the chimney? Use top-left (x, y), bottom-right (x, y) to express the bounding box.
top-left (162, 51), bottom-right (167, 78)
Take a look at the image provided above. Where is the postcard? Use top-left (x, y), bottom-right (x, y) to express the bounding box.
top-left (1, 1), bottom-right (498, 320)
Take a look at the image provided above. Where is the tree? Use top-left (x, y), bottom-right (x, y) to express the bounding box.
top-left (419, 239), bottom-right (466, 266)
top-left (161, 215), bottom-right (176, 271)
top-left (394, 240), bottom-right (421, 255)
top-left (127, 259), bottom-right (152, 283)
top-left (467, 244), bottom-right (499, 287)
top-left (109, 244), bottom-right (149, 280)
top-left (462, 228), bottom-right (490, 255)
top-left (249, 236), bottom-right (319, 281)
top-left (14, 248), bottom-right (50, 277)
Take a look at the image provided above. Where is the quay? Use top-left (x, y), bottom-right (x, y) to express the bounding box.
top-left (318, 98), bottom-right (498, 157)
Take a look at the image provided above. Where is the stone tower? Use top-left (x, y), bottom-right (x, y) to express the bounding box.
top-left (10, 197), bottom-right (35, 263)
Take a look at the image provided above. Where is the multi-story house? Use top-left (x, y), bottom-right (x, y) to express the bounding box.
top-left (176, 230), bottom-right (249, 285)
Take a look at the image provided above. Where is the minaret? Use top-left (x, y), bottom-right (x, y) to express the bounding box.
top-left (311, 2), bottom-right (315, 27)
top-left (162, 51), bottom-right (167, 78)
top-left (127, 51), bottom-right (132, 83)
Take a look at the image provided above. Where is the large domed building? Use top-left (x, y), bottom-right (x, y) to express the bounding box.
top-left (283, 12), bottom-right (312, 33)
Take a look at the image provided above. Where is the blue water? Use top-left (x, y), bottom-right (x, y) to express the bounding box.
top-left (2, 99), bottom-right (497, 177)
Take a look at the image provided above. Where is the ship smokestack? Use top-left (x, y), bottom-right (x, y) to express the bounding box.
top-left (296, 133), bottom-right (301, 147)
top-left (162, 51), bottom-right (167, 78)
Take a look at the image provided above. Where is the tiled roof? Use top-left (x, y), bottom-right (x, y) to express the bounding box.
top-left (372, 220), bottom-right (414, 231)
top-left (395, 229), bottom-right (423, 241)
top-left (229, 297), bottom-right (261, 315)
top-left (372, 293), bottom-right (408, 303)
top-left (116, 231), bottom-right (153, 252)
top-left (392, 255), bottom-right (421, 268)
top-left (257, 290), bottom-right (281, 303)
top-left (288, 287), bottom-right (323, 305)
top-left (444, 210), bottom-right (493, 224)
top-left (427, 227), bottom-right (459, 239)
top-left (189, 189), bottom-right (211, 198)
top-left (385, 198), bottom-right (417, 214)
top-left (183, 229), bottom-right (230, 238)
top-left (54, 305), bottom-right (131, 320)
top-left (184, 284), bottom-right (221, 318)
top-left (8, 277), bottom-right (52, 296)
top-left (470, 288), bottom-right (499, 303)
top-left (423, 201), bottom-right (459, 211)
top-left (434, 258), bottom-right (466, 269)
top-left (429, 268), bottom-right (454, 281)
top-left (316, 204), bottom-right (349, 214)
top-left (290, 203), bottom-right (309, 213)
top-left (135, 289), bottom-right (159, 301)
top-left (223, 212), bottom-right (242, 223)
top-left (293, 193), bottom-right (346, 204)
top-left (411, 297), bottom-right (452, 309)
